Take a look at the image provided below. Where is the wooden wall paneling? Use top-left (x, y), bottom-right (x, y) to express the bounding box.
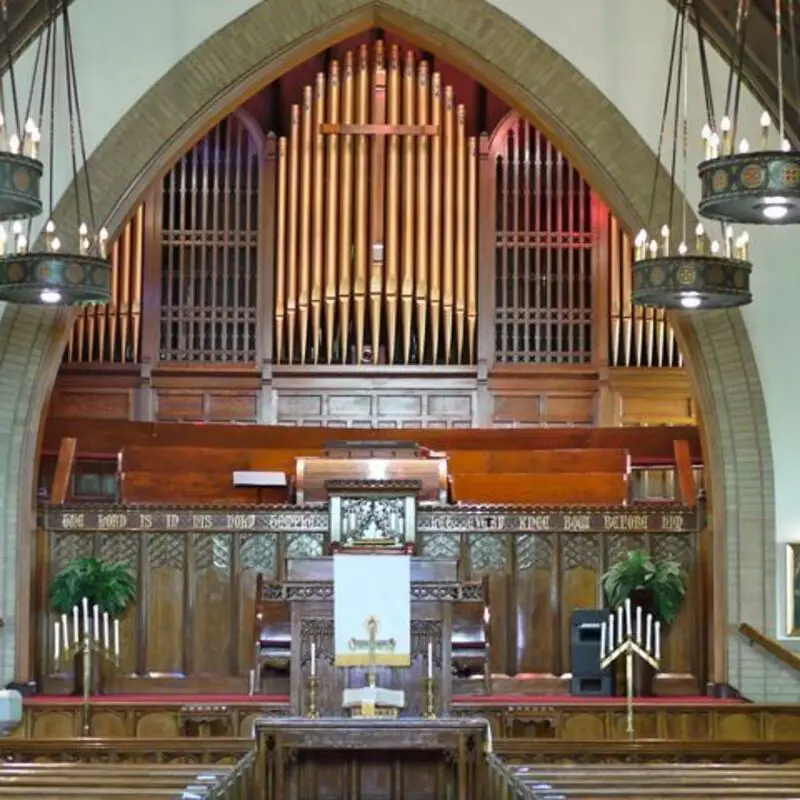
top-left (515, 534), bottom-right (557, 674)
top-left (146, 532), bottom-right (186, 675)
top-left (48, 370), bottom-right (140, 421)
top-left (607, 368), bottom-right (695, 426)
top-left (272, 372), bottom-right (477, 428)
top-left (467, 533), bottom-right (512, 675)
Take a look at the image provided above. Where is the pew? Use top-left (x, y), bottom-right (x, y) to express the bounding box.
top-left (498, 762), bottom-right (800, 798)
top-left (44, 419), bottom-right (703, 464)
top-left (0, 762), bottom-right (232, 799)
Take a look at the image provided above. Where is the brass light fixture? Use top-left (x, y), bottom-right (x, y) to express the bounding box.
top-left (0, 0), bottom-right (110, 306)
top-left (697, 0), bottom-right (800, 225)
top-left (0, 0), bottom-right (43, 222)
top-left (632, 0), bottom-right (752, 310)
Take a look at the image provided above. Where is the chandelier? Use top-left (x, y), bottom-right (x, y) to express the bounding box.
top-left (632, 0), bottom-right (752, 310)
top-left (698, 0), bottom-right (800, 224)
top-left (0, 1), bottom-right (43, 222)
top-left (0, 0), bottom-right (110, 305)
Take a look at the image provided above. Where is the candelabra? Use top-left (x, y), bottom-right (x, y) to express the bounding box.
top-left (599, 598), bottom-right (662, 740)
top-left (53, 598), bottom-right (121, 736)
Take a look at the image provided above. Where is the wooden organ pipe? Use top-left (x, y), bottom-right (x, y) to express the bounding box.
top-left (430, 72), bottom-right (442, 366)
top-left (67, 209), bottom-right (143, 364)
top-left (324, 61), bottom-right (340, 365)
top-left (400, 50), bottom-right (415, 365)
top-left (354, 44), bottom-right (369, 364)
top-left (275, 137), bottom-right (288, 363)
top-left (369, 41), bottom-right (387, 363)
top-left (442, 86), bottom-right (455, 365)
top-left (299, 86), bottom-right (313, 363)
top-left (338, 52), bottom-right (355, 364)
top-left (286, 106), bottom-right (300, 364)
top-left (385, 44), bottom-right (400, 365)
top-left (415, 60), bottom-right (430, 364)
top-left (467, 135), bottom-right (478, 363)
top-left (455, 104), bottom-right (467, 362)
top-left (312, 72), bottom-right (325, 363)
top-left (272, 41), bottom-right (479, 367)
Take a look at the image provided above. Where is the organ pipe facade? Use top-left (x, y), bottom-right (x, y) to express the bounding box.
top-left (64, 38), bottom-right (682, 374)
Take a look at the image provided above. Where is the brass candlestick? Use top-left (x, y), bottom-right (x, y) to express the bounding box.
top-left (306, 674), bottom-right (320, 719)
top-left (422, 676), bottom-right (436, 719)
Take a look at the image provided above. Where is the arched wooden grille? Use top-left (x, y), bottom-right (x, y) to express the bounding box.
top-left (159, 113), bottom-right (261, 363)
top-left (272, 41), bottom-right (479, 367)
top-left (489, 113), bottom-right (593, 365)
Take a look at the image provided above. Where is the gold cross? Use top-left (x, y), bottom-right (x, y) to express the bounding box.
top-left (348, 616), bottom-right (396, 686)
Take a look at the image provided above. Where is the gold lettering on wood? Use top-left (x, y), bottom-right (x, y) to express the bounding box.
top-left (192, 514), bottom-right (213, 530)
top-left (60, 513), bottom-right (85, 529)
top-left (166, 514), bottom-right (180, 529)
top-left (97, 513), bottom-right (128, 530)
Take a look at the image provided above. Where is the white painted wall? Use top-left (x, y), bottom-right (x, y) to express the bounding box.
top-left (4, 0), bottom-right (799, 635)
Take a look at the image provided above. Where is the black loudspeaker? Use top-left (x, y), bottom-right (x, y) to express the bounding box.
top-left (5, 680), bottom-right (37, 697)
top-left (570, 609), bottom-right (615, 697)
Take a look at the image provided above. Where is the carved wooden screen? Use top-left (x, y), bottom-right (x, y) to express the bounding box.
top-left (607, 216), bottom-right (682, 368)
top-left (490, 114), bottom-right (593, 365)
top-left (65, 208), bottom-right (144, 363)
top-left (159, 114), bottom-right (261, 363)
top-left (273, 42), bottom-right (479, 367)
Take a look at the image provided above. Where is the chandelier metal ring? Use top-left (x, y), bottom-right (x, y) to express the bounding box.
top-left (698, 150), bottom-right (800, 225)
top-left (631, 254), bottom-right (752, 310)
top-left (0, 252), bottom-right (111, 305)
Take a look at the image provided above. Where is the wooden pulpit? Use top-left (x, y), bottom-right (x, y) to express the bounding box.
top-left (255, 717), bottom-right (489, 800)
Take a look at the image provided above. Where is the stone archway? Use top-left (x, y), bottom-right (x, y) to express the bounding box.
top-left (0, 0), bottom-right (775, 698)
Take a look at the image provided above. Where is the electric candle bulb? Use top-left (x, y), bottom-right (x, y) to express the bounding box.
top-left (709, 132), bottom-right (720, 159)
top-left (649, 239), bottom-right (658, 258)
top-left (98, 227), bottom-right (109, 258)
top-left (44, 219), bottom-right (55, 250)
top-left (740, 231), bottom-right (750, 260)
top-left (701, 123), bottom-right (712, 159)
top-left (678, 241), bottom-right (688, 256)
top-left (9, 134), bottom-right (19, 155)
top-left (79, 223), bottom-right (90, 255)
top-left (50, 236), bottom-right (61, 253)
top-left (720, 116), bottom-right (731, 154)
top-left (16, 234), bottom-right (27, 255)
top-left (634, 228), bottom-right (648, 261)
top-left (760, 111), bottom-right (771, 149)
top-left (695, 223), bottom-right (705, 254)
top-left (738, 138), bottom-right (750, 153)
top-left (725, 225), bottom-right (734, 258)
top-left (0, 225), bottom-right (6, 257)
top-left (660, 224), bottom-right (670, 257)
top-left (782, 138), bottom-right (791, 152)
top-left (710, 240), bottom-right (720, 255)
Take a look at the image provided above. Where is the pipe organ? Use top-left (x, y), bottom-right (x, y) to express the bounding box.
top-left (274, 43), bottom-right (479, 367)
top-left (62, 36), bottom-right (682, 378)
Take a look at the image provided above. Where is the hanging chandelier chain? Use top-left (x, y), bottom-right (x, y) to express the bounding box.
top-left (682, 18), bottom-right (690, 246)
top-left (788, 0), bottom-right (799, 133)
top-left (775, 0), bottom-right (785, 142)
top-left (61, 4), bottom-right (82, 228)
top-left (692, 0), bottom-right (718, 130)
top-left (645, 0), bottom-right (684, 230)
top-left (62, 0), bottom-right (95, 232)
top-left (45, 0), bottom-right (57, 223)
top-left (729, 0), bottom-right (750, 148)
top-left (0, 0), bottom-right (21, 137)
top-left (666, 2), bottom-right (688, 235)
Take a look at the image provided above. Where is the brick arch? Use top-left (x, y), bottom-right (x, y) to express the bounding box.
top-left (0, 0), bottom-right (774, 696)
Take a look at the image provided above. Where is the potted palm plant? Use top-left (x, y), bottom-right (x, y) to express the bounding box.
top-left (602, 549), bottom-right (687, 696)
top-left (50, 557), bottom-right (136, 694)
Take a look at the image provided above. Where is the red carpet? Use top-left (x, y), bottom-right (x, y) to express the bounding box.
top-left (24, 693), bottom-right (742, 706)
